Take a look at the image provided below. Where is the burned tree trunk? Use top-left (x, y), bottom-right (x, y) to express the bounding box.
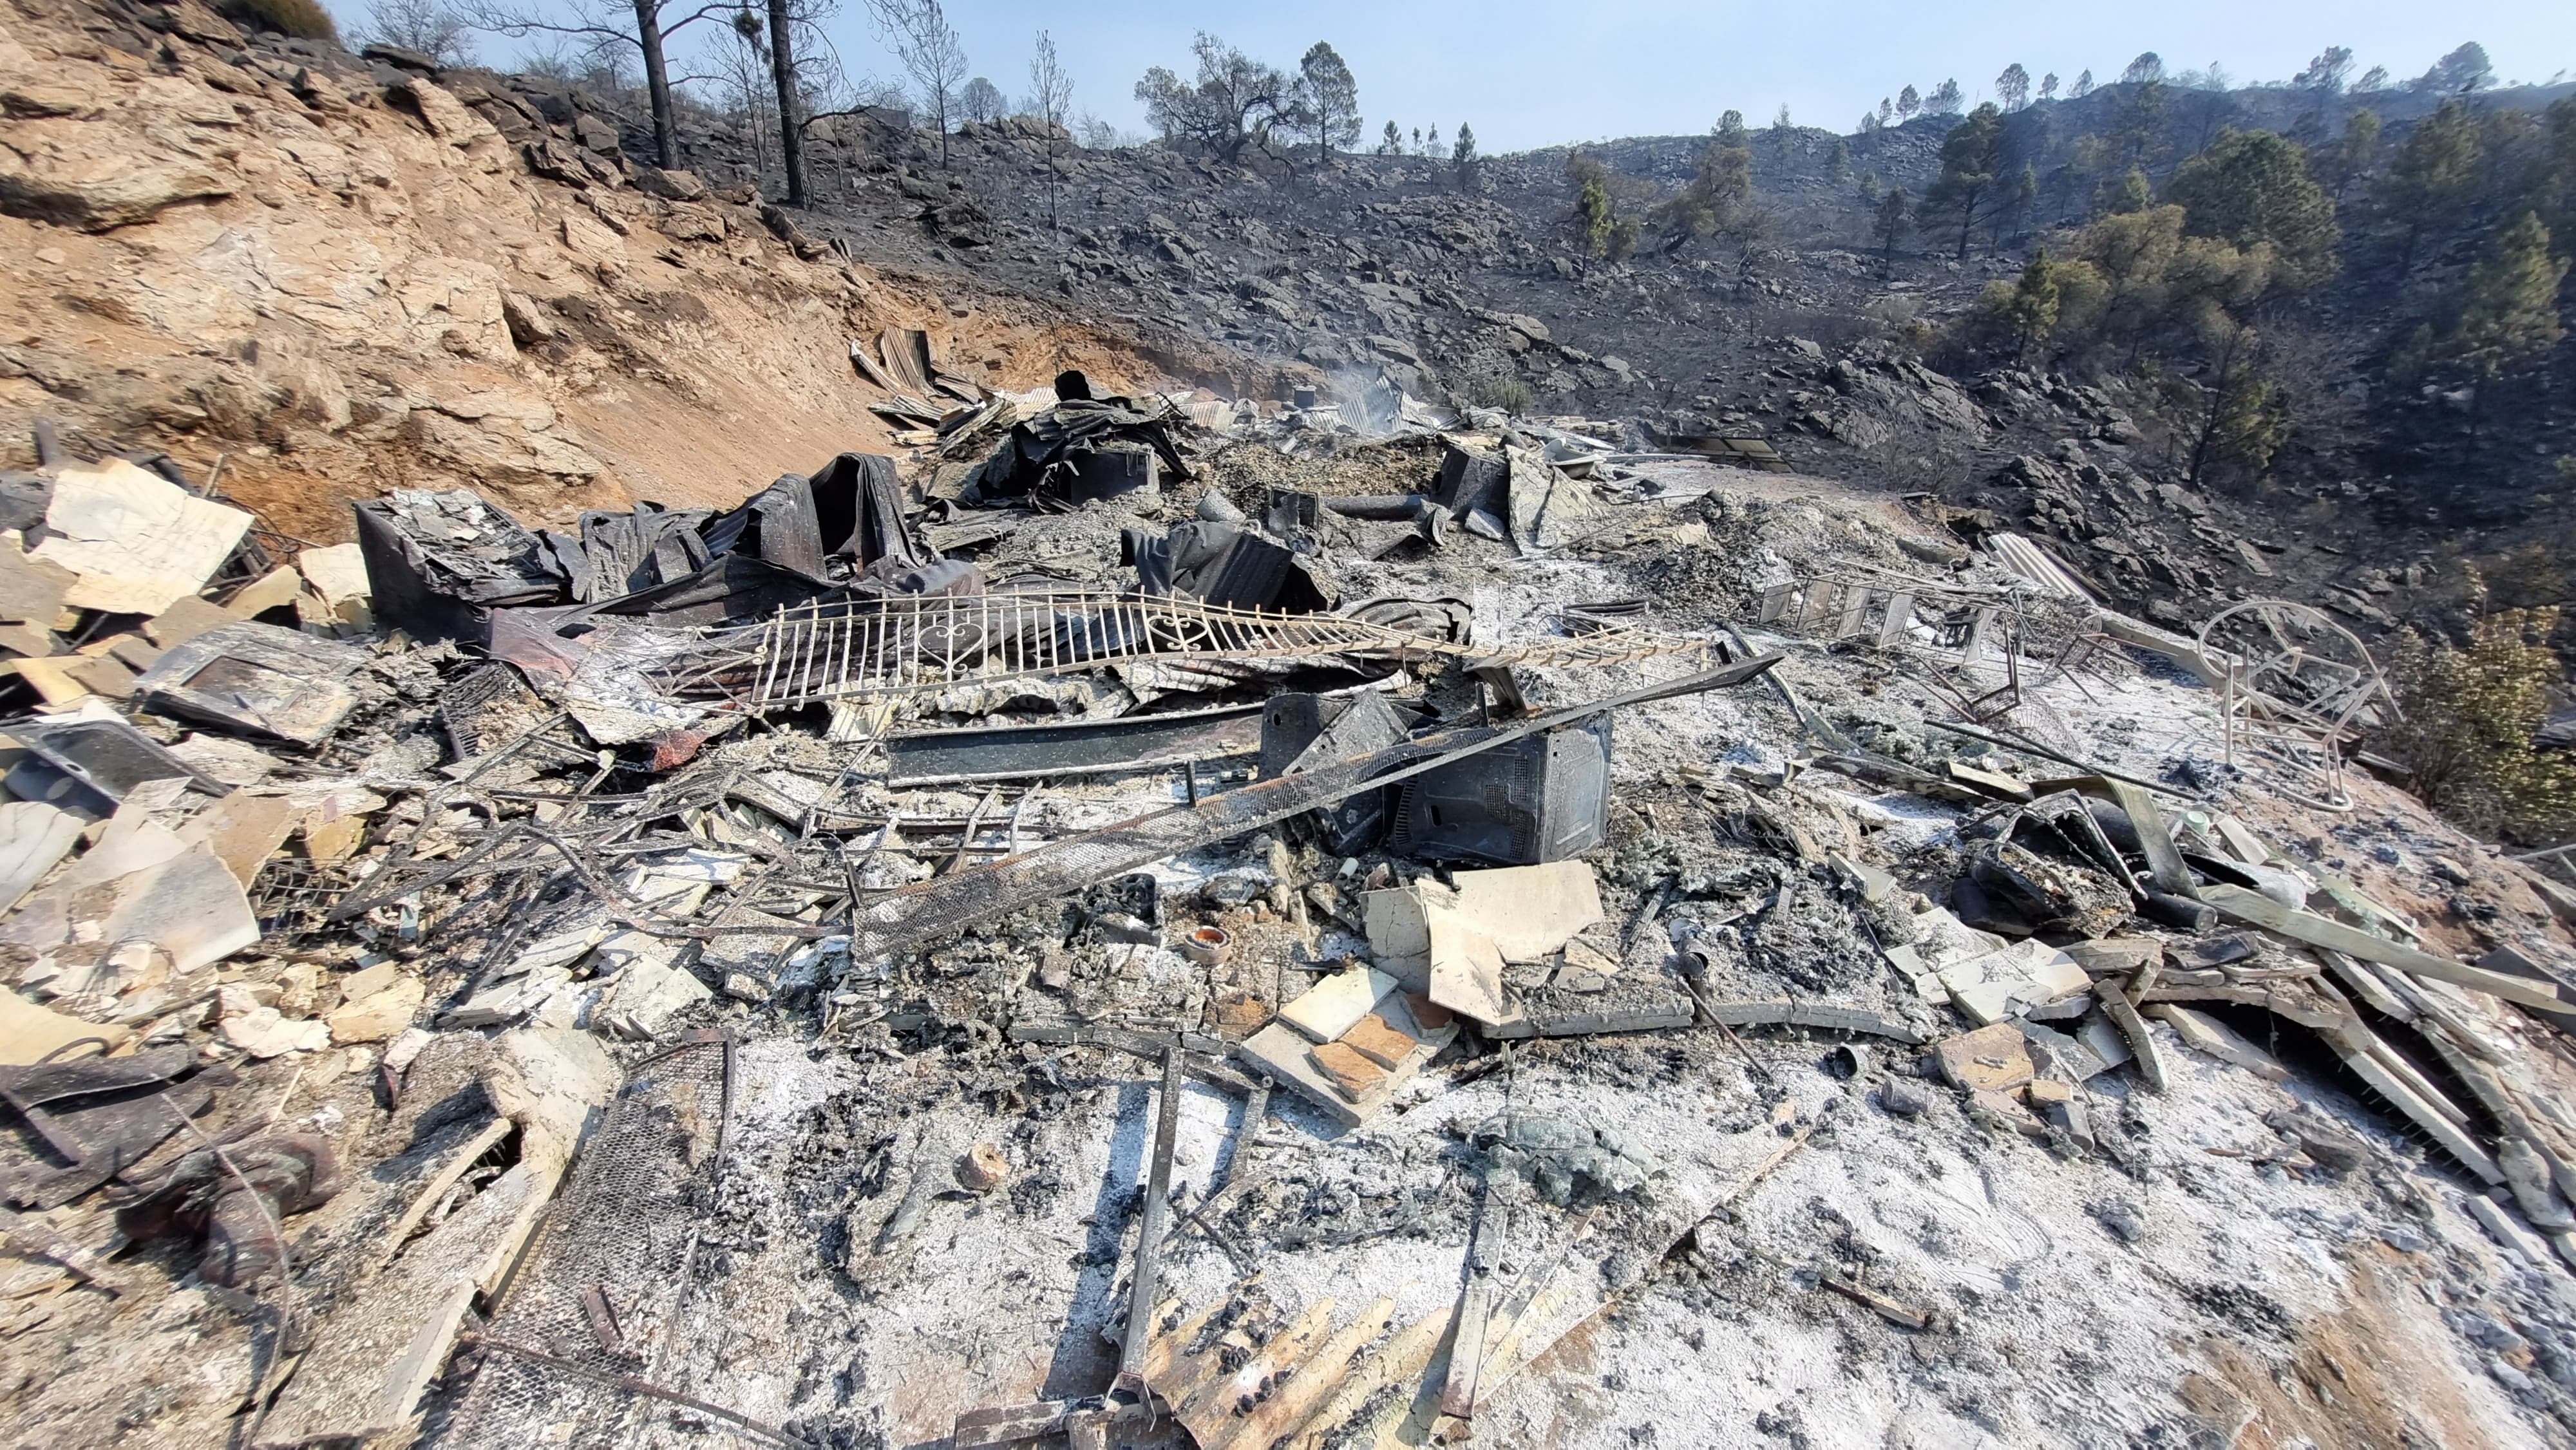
top-left (633, 0), bottom-right (677, 169)
top-left (766, 0), bottom-right (806, 207)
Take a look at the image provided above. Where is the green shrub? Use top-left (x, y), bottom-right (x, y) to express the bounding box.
top-left (2378, 607), bottom-right (2576, 842)
top-left (1464, 375), bottom-right (1533, 415)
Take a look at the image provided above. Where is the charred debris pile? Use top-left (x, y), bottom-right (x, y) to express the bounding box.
top-left (3, 368), bottom-right (2576, 1446)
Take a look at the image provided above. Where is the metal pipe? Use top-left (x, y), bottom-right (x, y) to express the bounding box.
top-left (1115, 1047), bottom-right (1184, 1397)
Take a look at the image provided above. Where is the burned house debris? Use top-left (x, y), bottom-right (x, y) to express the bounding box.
top-left (6, 367), bottom-right (2576, 1450)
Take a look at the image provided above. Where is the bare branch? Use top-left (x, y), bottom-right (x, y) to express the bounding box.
top-left (860, 0), bottom-right (967, 165)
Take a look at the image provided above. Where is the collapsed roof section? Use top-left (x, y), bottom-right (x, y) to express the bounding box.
top-left (956, 372), bottom-right (1194, 511)
top-left (354, 452), bottom-right (931, 647)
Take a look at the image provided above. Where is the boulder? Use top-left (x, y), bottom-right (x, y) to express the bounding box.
top-left (632, 165), bottom-right (706, 202)
top-left (0, 154), bottom-right (234, 232)
top-left (360, 42), bottom-right (437, 71)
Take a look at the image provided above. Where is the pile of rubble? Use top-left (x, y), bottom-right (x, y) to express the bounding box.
top-left (5, 370), bottom-right (2576, 1448)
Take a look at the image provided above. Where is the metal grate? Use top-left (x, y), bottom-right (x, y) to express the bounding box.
top-left (654, 590), bottom-right (1711, 711)
top-left (250, 859), bottom-right (361, 951)
top-left (2196, 599), bottom-right (2392, 813)
top-left (439, 1036), bottom-right (735, 1447)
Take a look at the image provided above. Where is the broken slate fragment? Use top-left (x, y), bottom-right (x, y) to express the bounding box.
top-left (2499, 1138), bottom-right (2576, 1230)
top-left (1307, 1040), bottom-right (1387, 1102)
top-left (1940, 939), bottom-right (2090, 1025)
top-left (1425, 909), bottom-right (1511, 1026)
top-left (0, 801), bottom-right (84, 917)
top-left (143, 596), bottom-right (236, 648)
top-left (1338, 1011), bottom-right (1417, 1071)
top-left (0, 830), bottom-right (259, 989)
top-left (1364, 863), bottom-right (1606, 979)
top-left (2146, 1004), bottom-right (2289, 1082)
top-left (1935, 1022), bottom-right (2035, 1094)
top-left (1969, 1088), bottom-right (2050, 1139)
top-left (30, 458), bottom-right (250, 615)
top-left (326, 977), bottom-right (425, 1044)
top-left (592, 957), bottom-right (712, 1039)
top-left (2065, 937), bottom-right (2162, 977)
top-left (0, 532), bottom-right (74, 628)
top-left (1278, 965), bottom-right (1397, 1044)
top-left (0, 988), bottom-right (131, 1065)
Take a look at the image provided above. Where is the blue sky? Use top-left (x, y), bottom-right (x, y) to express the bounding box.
top-left (376, 0), bottom-right (2575, 153)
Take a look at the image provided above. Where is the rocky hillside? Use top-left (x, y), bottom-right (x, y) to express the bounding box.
top-left (635, 73), bottom-right (2571, 646)
top-left (0, 0), bottom-right (1278, 543)
top-left (632, 105), bottom-right (2359, 635)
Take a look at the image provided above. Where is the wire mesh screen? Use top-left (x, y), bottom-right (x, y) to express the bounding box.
top-left (251, 860), bottom-right (361, 952)
top-left (441, 1036), bottom-right (734, 1447)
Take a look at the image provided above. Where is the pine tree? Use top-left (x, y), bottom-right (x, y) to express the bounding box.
top-left (2003, 246), bottom-right (2063, 357)
top-left (2383, 608), bottom-right (2576, 841)
top-left (1897, 84), bottom-right (1920, 119)
top-left (1996, 62), bottom-right (2031, 111)
top-left (1569, 151), bottom-right (1615, 258)
top-left (1926, 78), bottom-right (1964, 115)
top-left (1296, 42), bottom-right (1359, 162)
top-left (2454, 212), bottom-right (2570, 384)
top-left (2004, 162), bottom-right (2040, 240)
top-left (2070, 69), bottom-right (2094, 99)
top-left (1876, 185), bottom-right (1908, 268)
top-left (2164, 127), bottom-right (2341, 287)
top-left (2107, 165), bottom-right (2152, 213)
top-left (2324, 109), bottom-right (2381, 205)
top-left (2112, 74), bottom-right (2167, 169)
top-left (2418, 41), bottom-right (2493, 95)
top-left (1026, 30), bottom-right (1074, 245)
top-left (1580, 176), bottom-right (1612, 256)
top-left (2377, 99), bottom-right (2485, 268)
top-left (1378, 120), bottom-right (1401, 155)
top-left (1452, 122), bottom-right (1479, 189)
top-left (2187, 321), bottom-right (2284, 485)
top-left (1924, 102), bottom-right (2006, 258)
top-left (1653, 116), bottom-right (1754, 250)
top-left (2293, 46), bottom-right (2353, 99)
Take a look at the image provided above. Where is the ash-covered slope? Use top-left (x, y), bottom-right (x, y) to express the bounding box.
top-left (645, 100), bottom-right (2487, 639)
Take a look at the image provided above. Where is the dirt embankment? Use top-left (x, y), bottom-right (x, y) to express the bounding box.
top-left (0, 0), bottom-right (1262, 543)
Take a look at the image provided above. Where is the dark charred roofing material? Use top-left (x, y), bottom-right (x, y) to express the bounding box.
top-left (354, 489), bottom-right (567, 646)
top-left (960, 397), bottom-right (1192, 507)
top-left (1123, 522), bottom-right (1333, 614)
top-left (358, 453), bottom-right (929, 643)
